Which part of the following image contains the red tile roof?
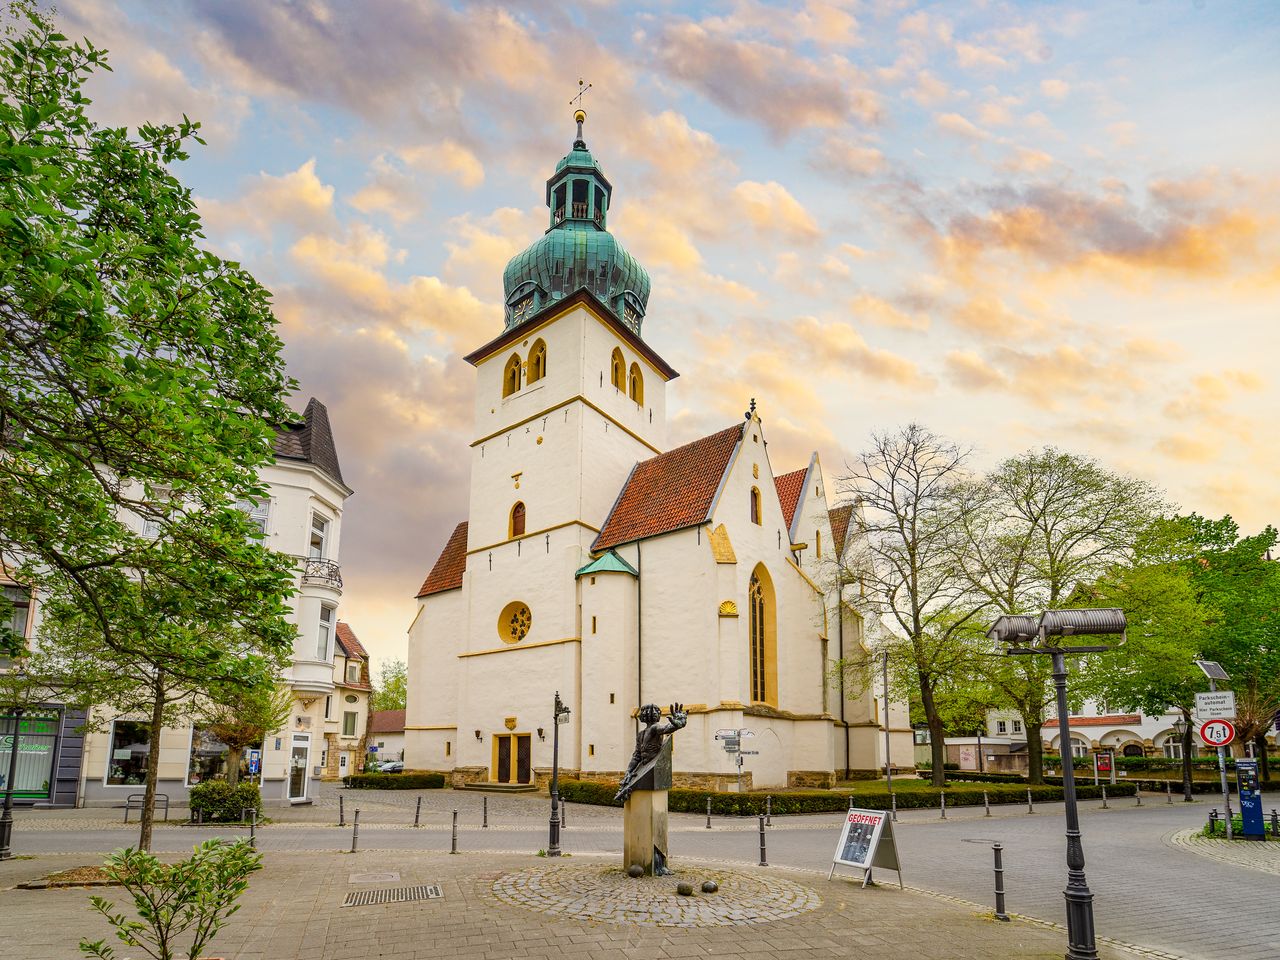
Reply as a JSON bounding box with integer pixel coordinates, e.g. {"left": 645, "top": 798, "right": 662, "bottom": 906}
{"left": 1067, "top": 714, "right": 1142, "bottom": 727}
{"left": 829, "top": 504, "right": 854, "bottom": 557}
{"left": 774, "top": 468, "right": 807, "bottom": 532}
{"left": 335, "top": 622, "right": 367, "bottom": 660}
{"left": 369, "top": 709, "right": 406, "bottom": 734}
{"left": 417, "top": 522, "right": 469, "bottom": 597}
{"left": 594, "top": 424, "right": 743, "bottom": 551}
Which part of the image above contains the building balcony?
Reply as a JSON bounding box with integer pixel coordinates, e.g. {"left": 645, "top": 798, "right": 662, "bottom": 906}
{"left": 301, "top": 558, "right": 342, "bottom": 592}
{"left": 288, "top": 658, "right": 337, "bottom": 695}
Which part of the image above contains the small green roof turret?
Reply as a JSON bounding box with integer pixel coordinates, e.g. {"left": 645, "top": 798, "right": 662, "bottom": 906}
{"left": 502, "top": 110, "right": 652, "bottom": 336}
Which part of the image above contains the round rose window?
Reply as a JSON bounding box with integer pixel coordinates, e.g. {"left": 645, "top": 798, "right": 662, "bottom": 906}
{"left": 498, "top": 601, "right": 532, "bottom": 644}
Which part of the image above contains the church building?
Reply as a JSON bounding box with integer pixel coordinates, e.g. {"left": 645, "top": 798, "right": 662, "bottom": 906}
{"left": 405, "top": 112, "right": 911, "bottom": 790}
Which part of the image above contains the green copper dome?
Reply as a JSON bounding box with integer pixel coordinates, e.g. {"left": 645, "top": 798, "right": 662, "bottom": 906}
{"left": 502, "top": 114, "right": 651, "bottom": 335}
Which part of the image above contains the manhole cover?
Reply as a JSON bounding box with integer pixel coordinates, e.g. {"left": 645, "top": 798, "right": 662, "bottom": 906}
{"left": 342, "top": 885, "right": 443, "bottom": 908}
{"left": 349, "top": 872, "right": 401, "bottom": 884}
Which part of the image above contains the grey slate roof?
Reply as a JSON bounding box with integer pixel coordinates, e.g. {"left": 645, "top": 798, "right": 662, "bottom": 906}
{"left": 273, "top": 397, "right": 345, "bottom": 488}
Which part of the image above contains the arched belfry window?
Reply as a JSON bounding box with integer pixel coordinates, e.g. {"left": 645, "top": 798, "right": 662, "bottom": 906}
{"left": 750, "top": 486, "right": 762, "bottom": 525}
{"left": 628, "top": 363, "right": 644, "bottom": 405}
{"left": 503, "top": 354, "right": 522, "bottom": 398}
{"left": 529, "top": 340, "right": 547, "bottom": 384}
{"left": 610, "top": 348, "right": 625, "bottom": 391}
{"left": 748, "top": 565, "right": 777, "bottom": 706}
{"left": 509, "top": 501, "right": 526, "bottom": 539}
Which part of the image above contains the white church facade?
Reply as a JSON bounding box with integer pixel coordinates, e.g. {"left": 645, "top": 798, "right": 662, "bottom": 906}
{"left": 405, "top": 113, "right": 912, "bottom": 790}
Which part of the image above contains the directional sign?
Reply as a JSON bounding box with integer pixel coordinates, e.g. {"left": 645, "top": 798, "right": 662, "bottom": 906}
{"left": 1199, "top": 718, "right": 1236, "bottom": 748}
{"left": 1195, "top": 691, "right": 1236, "bottom": 719}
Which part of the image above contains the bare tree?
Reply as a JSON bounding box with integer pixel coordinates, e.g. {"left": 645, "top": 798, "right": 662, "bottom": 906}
{"left": 836, "top": 424, "right": 990, "bottom": 787}
{"left": 957, "top": 448, "right": 1161, "bottom": 782}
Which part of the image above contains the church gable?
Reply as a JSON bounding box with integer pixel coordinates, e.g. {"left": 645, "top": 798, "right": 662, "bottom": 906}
{"left": 416, "top": 521, "right": 469, "bottom": 597}
{"left": 593, "top": 423, "right": 743, "bottom": 550}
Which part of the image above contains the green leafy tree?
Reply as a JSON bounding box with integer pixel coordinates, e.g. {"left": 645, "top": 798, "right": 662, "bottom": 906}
{"left": 80, "top": 838, "right": 262, "bottom": 960}
{"left": 370, "top": 658, "right": 407, "bottom": 712}
{"left": 956, "top": 448, "right": 1161, "bottom": 782}
{"left": 200, "top": 683, "right": 294, "bottom": 786}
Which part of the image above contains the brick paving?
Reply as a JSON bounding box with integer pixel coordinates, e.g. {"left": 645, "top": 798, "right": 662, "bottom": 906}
{"left": 0, "top": 850, "right": 1141, "bottom": 960}
{"left": 1164, "top": 827, "right": 1280, "bottom": 876}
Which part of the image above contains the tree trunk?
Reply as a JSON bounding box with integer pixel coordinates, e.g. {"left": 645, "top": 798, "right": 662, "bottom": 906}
{"left": 1181, "top": 707, "right": 1195, "bottom": 799}
{"left": 919, "top": 675, "right": 947, "bottom": 787}
{"left": 138, "top": 671, "right": 165, "bottom": 853}
{"left": 1255, "top": 733, "right": 1270, "bottom": 781}
{"left": 1025, "top": 720, "right": 1044, "bottom": 784}
{"left": 226, "top": 746, "right": 242, "bottom": 786}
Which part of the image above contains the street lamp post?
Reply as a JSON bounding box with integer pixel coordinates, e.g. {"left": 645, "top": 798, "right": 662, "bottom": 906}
{"left": 988, "top": 608, "right": 1126, "bottom": 960}
{"left": 1172, "top": 716, "right": 1194, "bottom": 802}
{"left": 882, "top": 650, "right": 893, "bottom": 791}
{"left": 547, "top": 691, "right": 570, "bottom": 857}
{"left": 0, "top": 705, "right": 25, "bottom": 861}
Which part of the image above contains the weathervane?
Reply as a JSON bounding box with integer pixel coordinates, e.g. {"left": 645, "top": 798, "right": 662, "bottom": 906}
{"left": 569, "top": 77, "right": 592, "bottom": 109}
{"left": 570, "top": 78, "right": 592, "bottom": 144}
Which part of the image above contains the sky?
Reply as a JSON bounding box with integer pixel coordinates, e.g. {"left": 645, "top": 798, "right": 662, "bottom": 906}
{"left": 50, "top": 1, "right": 1280, "bottom": 671}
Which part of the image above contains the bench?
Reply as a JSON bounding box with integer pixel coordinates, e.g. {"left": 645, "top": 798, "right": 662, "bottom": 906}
{"left": 123, "top": 793, "right": 168, "bottom": 823}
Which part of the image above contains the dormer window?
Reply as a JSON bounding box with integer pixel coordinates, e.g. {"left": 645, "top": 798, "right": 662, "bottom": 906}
{"left": 512, "top": 295, "right": 534, "bottom": 324}
{"left": 346, "top": 661, "right": 360, "bottom": 684}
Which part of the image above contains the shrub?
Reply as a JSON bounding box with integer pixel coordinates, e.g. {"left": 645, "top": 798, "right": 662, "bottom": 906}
{"left": 556, "top": 779, "right": 1135, "bottom": 814}
{"left": 342, "top": 771, "right": 445, "bottom": 790}
{"left": 189, "top": 781, "right": 262, "bottom": 823}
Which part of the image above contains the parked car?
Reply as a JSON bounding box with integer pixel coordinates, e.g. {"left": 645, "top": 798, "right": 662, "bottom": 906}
{"left": 378, "top": 761, "right": 404, "bottom": 774}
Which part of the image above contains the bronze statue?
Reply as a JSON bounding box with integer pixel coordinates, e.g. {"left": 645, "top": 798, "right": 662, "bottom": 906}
{"left": 614, "top": 702, "right": 686, "bottom": 804}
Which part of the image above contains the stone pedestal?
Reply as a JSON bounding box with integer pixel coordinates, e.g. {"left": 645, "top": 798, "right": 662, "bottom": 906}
{"left": 623, "top": 789, "right": 669, "bottom": 876}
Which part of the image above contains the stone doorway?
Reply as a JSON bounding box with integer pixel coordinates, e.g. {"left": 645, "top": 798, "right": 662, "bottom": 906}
{"left": 492, "top": 733, "right": 533, "bottom": 784}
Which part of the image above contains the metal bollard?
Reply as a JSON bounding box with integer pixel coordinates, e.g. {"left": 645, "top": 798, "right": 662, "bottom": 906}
{"left": 1135, "top": 789, "right": 1142, "bottom": 807}
{"left": 940, "top": 791, "right": 947, "bottom": 819}
{"left": 1026, "top": 788, "right": 1034, "bottom": 814}
{"left": 706, "top": 797, "right": 712, "bottom": 829}
{"left": 1270, "top": 809, "right": 1278, "bottom": 838}
{"left": 757, "top": 815, "right": 768, "bottom": 867}
{"left": 891, "top": 792, "right": 898, "bottom": 822}
{"left": 249, "top": 808, "right": 257, "bottom": 850}
{"left": 350, "top": 809, "right": 360, "bottom": 853}
{"left": 450, "top": 809, "right": 458, "bottom": 854}
{"left": 766, "top": 795, "right": 772, "bottom": 827}
{"left": 983, "top": 790, "right": 991, "bottom": 817}
{"left": 992, "top": 842, "right": 1009, "bottom": 922}
{"left": 338, "top": 794, "right": 345, "bottom": 828}
{"left": 1101, "top": 785, "right": 1108, "bottom": 809}
{"left": 848, "top": 795, "right": 854, "bottom": 812}
{"left": 1208, "top": 808, "right": 1219, "bottom": 835}
{"left": 483, "top": 796, "right": 488, "bottom": 829}
{"left": 1166, "top": 781, "right": 1173, "bottom": 804}
{"left": 561, "top": 797, "right": 568, "bottom": 828}
{"left": 413, "top": 795, "right": 422, "bottom": 828}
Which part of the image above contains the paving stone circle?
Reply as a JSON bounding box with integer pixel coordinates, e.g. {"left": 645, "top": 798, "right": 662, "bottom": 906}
{"left": 490, "top": 861, "right": 821, "bottom": 927}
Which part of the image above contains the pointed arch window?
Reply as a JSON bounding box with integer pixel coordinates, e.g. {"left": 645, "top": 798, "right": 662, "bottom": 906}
{"left": 503, "top": 354, "right": 523, "bottom": 398}
{"left": 748, "top": 566, "right": 777, "bottom": 706}
{"left": 628, "top": 363, "right": 644, "bottom": 405}
{"left": 610, "top": 348, "right": 625, "bottom": 391}
{"left": 750, "top": 486, "right": 762, "bottom": 525}
{"left": 509, "top": 501, "right": 526, "bottom": 539}
{"left": 528, "top": 339, "right": 547, "bottom": 384}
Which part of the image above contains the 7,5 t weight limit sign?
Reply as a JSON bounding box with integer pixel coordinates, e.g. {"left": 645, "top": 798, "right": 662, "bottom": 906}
{"left": 1199, "top": 719, "right": 1235, "bottom": 748}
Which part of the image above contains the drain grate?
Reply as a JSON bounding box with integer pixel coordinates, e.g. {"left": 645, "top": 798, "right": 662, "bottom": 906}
{"left": 342, "top": 884, "right": 443, "bottom": 908}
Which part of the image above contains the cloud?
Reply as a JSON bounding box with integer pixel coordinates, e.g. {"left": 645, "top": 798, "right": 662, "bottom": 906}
{"left": 954, "top": 42, "right": 1009, "bottom": 71}
{"left": 199, "top": 159, "right": 336, "bottom": 239}
{"left": 851, "top": 293, "right": 930, "bottom": 331}
{"left": 732, "top": 180, "right": 823, "bottom": 244}
{"left": 935, "top": 112, "right": 991, "bottom": 140}
{"left": 1040, "top": 78, "right": 1070, "bottom": 100}
{"left": 1002, "top": 147, "right": 1055, "bottom": 173}
{"left": 349, "top": 155, "right": 423, "bottom": 224}
{"left": 442, "top": 206, "right": 546, "bottom": 302}
{"left": 945, "top": 350, "right": 1005, "bottom": 390}
{"left": 950, "top": 295, "right": 1034, "bottom": 338}
{"left": 812, "top": 137, "right": 887, "bottom": 177}
{"left": 399, "top": 140, "right": 485, "bottom": 190}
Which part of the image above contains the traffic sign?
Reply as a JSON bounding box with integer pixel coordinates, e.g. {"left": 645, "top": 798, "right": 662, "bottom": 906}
{"left": 1199, "top": 718, "right": 1236, "bottom": 747}
{"left": 1194, "top": 690, "right": 1236, "bottom": 720}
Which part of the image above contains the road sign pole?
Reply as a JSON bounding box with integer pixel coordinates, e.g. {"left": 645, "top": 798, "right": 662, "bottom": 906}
{"left": 1207, "top": 678, "right": 1232, "bottom": 840}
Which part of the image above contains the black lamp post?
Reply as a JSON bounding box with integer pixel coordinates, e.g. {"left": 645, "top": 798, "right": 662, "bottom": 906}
{"left": 1172, "top": 716, "right": 1194, "bottom": 802}
{"left": 988, "top": 608, "right": 1127, "bottom": 960}
{"left": 0, "top": 704, "right": 25, "bottom": 861}
{"left": 547, "top": 691, "right": 570, "bottom": 857}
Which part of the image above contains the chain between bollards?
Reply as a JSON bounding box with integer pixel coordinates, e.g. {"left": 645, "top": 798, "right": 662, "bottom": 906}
{"left": 706, "top": 797, "right": 712, "bottom": 829}
{"left": 1026, "top": 787, "right": 1034, "bottom": 814}
{"left": 992, "top": 842, "right": 1010, "bottom": 922}
{"left": 766, "top": 795, "right": 772, "bottom": 827}
{"left": 451, "top": 809, "right": 459, "bottom": 854}
{"left": 483, "top": 796, "right": 488, "bottom": 828}
{"left": 757, "top": 814, "right": 768, "bottom": 866}
{"left": 939, "top": 791, "right": 947, "bottom": 819}
{"left": 983, "top": 790, "right": 991, "bottom": 817}
{"left": 350, "top": 809, "right": 360, "bottom": 853}
{"left": 413, "top": 795, "right": 422, "bottom": 828}
{"left": 338, "top": 794, "right": 345, "bottom": 828}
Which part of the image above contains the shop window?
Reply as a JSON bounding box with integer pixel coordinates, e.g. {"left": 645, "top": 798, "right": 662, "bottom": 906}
{"left": 106, "top": 720, "right": 151, "bottom": 786}
{"left": 187, "top": 726, "right": 261, "bottom": 786}
{"left": 0, "top": 711, "right": 58, "bottom": 799}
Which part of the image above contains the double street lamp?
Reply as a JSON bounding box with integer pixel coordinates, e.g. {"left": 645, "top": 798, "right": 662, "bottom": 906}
{"left": 987, "top": 608, "right": 1127, "bottom": 960}
{"left": 547, "top": 691, "right": 571, "bottom": 858}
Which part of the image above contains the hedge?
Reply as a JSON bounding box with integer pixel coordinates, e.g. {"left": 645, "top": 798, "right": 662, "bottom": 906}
{"left": 342, "top": 772, "right": 445, "bottom": 790}
{"left": 557, "top": 779, "right": 1134, "bottom": 814}
{"left": 189, "top": 781, "right": 262, "bottom": 822}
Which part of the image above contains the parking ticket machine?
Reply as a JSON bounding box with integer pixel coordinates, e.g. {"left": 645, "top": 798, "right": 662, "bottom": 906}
{"left": 1235, "top": 759, "right": 1264, "bottom": 840}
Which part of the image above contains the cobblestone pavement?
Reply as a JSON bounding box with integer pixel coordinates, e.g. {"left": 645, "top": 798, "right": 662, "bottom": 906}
{"left": 491, "top": 861, "right": 822, "bottom": 927}
{"left": 0, "top": 849, "right": 1140, "bottom": 960}
{"left": 1164, "top": 827, "right": 1280, "bottom": 876}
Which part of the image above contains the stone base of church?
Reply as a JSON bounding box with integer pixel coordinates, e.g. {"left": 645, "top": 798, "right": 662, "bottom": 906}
{"left": 449, "top": 766, "right": 490, "bottom": 788}
{"left": 786, "top": 770, "right": 836, "bottom": 789}
{"left": 533, "top": 767, "right": 582, "bottom": 790}
{"left": 576, "top": 771, "right": 754, "bottom": 792}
